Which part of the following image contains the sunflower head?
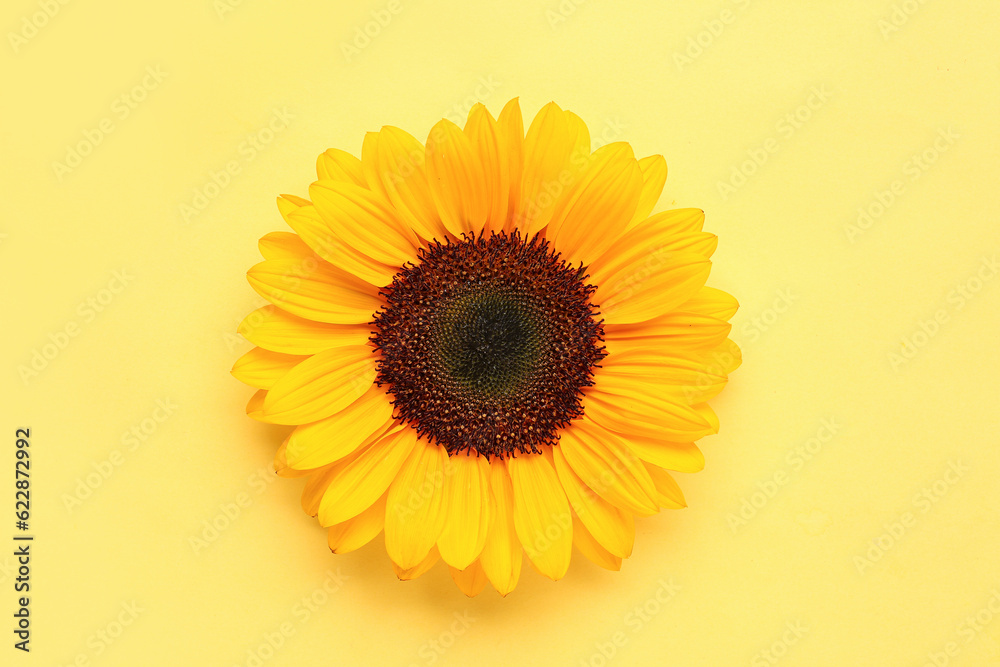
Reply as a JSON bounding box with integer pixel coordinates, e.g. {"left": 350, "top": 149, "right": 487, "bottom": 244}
{"left": 232, "top": 98, "right": 740, "bottom": 596}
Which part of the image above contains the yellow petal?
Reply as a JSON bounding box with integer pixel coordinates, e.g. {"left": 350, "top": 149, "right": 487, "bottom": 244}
{"left": 625, "top": 436, "right": 705, "bottom": 473}
{"left": 246, "top": 388, "right": 272, "bottom": 422}
{"left": 545, "top": 142, "right": 643, "bottom": 266}
{"left": 363, "top": 126, "right": 449, "bottom": 243}
{"left": 693, "top": 402, "right": 720, "bottom": 433}
{"left": 276, "top": 194, "right": 396, "bottom": 286}
{"left": 497, "top": 98, "right": 524, "bottom": 233}
{"left": 308, "top": 180, "right": 420, "bottom": 266}
{"left": 479, "top": 458, "right": 523, "bottom": 596}
{"left": 284, "top": 203, "right": 398, "bottom": 287}
{"left": 301, "top": 464, "right": 342, "bottom": 517}
{"left": 258, "top": 230, "right": 313, "bottom": 260}
{"left": 384, "top": 438, "right": 449, "bottom": 569}
{"left": 231, "top": 347, "right": 308, "bottom": 389}
{"left": 643, "top": 462, "right": 687, "bottom": 509}
{"left": 590, "top": 208, "right": 718, "bottom": 278}
{"left": 247, "top": 258, "right": 382, "bottom": 325}
{"left": 507, "top": 450, "right": 572, "bottom": 580}
{"left": 591, "top": 227, "right": 718, "bottom": 296}
{"left": 275, "top": 194, "right": 311, "bottom": 223}
{"left": 558, "top": 421, "right": 659, "bottom": 516}
{"left": 564, "top": 111, "right": 592, "bottom": 163}
{"left": 583, "top": 387, "right": 716, "bottom": 441}
{"left": 635, "top": 207, "right": 705, "bottom": 235}
{"left": 318, "top": 427, "right": 417, "bottom": 526}
{"left": 627, "top": 155, "right": 668, "bottom": 230}
{"left": 678, "top": 286, "right": 740, "bottom": 322}
{"left": 393, "top": 546, "right": 439, "bottom": 581}
{"left": 572, "top": 515, "right": 622, "bottom": 571}
{"left": 285, "top": 385, "right": 395, "bottom": 469}
{"left": 449, "top": 561, "right": 489, "bottom": 597}
{"left": 552, "top": 445, "right": 634, "bottom": 558}
{"left": 464, "top": 104, "right": 509, "bottom": 234}
{"left": 426, "top": 119, "right": 490, "bottom": 239}
{"left": 705, "top": 338, "right": 742, "bottom": 375}
{"left": 592, "top": 250, "right": 712, "bottom": 326}
{"left": 316, "top": 148, "right": 366, "bottom": 186}
{"left": 238, "top": 306, "right": 371, "bottom": 355}
{"left": 328, "top": 491, "right": 387, "bottom": 553}
{"left": 604, "top": 312, "right": 731, "bottom": 353}
{"left": 594, "top": 348, "right": 729, "bottom": 403}
{"left": 516, "top": 102, "right": 590, "bottom": 237}
{"left": 274, "top": 435, "right": 313, "bottom": 478}
{"left": 261, "top": 345, "right": 377, "bottom": 425}
{"left": 437, "top": 452, "right": 491, "bottom": 570}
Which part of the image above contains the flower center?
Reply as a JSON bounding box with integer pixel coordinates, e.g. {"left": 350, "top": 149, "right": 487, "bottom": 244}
{"left": 371, "top": 231, "right": 606, "bottom": 458}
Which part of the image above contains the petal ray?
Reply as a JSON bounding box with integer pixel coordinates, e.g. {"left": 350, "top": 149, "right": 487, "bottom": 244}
{"left": 478, "top": 459, "right": 523, "bottom": 596}
{"left": 384, "top": 438, "right": 449, "bottom": 569}
{"left": 318, "top": 427, "right": 417, "bottom": 526}
{"left": 437, "top": 452, "right": 492, "bottom": 570}
{"left": 285, "top": 385, "right": 395, "bottom": 469}
{"left": 231, "top": 347, "right": 308, "bottom": 389}
{"left": 238, "top": 306, "right": 371, "bottom": 355}
{"left": 247, "top": 258, "right": 382, "bottom": 325}
{"left": 507, "top": 451, "right": 572, "bottom": 580}
{"left": 261, "top": 345, "right": 377, "bottom": 424}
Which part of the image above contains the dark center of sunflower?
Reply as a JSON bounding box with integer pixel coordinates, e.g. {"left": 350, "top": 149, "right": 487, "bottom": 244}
{"left": 371, "top": 231, "right": 606, "bottom": 459}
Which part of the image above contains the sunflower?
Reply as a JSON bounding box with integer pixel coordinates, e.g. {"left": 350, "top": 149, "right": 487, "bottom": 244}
{"left": 231, "top": 99, "right": 740, "bottom": 596}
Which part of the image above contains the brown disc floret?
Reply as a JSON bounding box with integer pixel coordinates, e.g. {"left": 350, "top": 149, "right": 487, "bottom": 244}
{"left": 371, "top": 231, "right": 606, "bottom": 458}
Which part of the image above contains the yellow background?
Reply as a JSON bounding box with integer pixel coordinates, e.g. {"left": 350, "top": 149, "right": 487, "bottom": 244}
{"left": 3, "top": 0, "right": 999, "bottom": 665}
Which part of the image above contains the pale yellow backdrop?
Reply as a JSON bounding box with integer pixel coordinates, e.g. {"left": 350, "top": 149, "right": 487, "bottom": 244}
{"left": 3, "top": 0, "right": 999, "bottom": 665}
